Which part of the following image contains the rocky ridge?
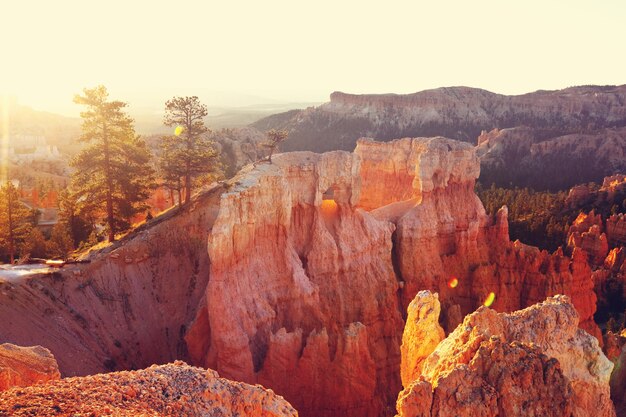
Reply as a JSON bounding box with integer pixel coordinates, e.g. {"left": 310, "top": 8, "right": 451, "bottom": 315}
{"left": 397, "top": 294, "right": 614, "bottom": 417}
{"left": 0, "top": 343, "right": 60, "bottom": 391}
{"left": 252, "top": 86, "right": 626, "bottom": 190}
{"left": 0, "top": 186, "right": 225, "bottom": 376}
{"left": 477, "top": 126, "right": 626, "bottom": 190}
{"left": 0, "top": 361, "right": 297, "bottom": 417}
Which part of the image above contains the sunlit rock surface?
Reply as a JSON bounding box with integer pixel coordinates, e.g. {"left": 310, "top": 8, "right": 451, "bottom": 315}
{"left": 0, "top": 343, "right": 60, "bottom": 391}
{"left": 399, "top": 291, "right": 444, "bottom": 387}
{"left": 0, "top": 361, "right": 297, "bottom": 417}
{"left": 188, "top": 137, "right": 602, "bottom": 416}
{"left": 397, "top": 295, "right": 615, "bottom": 417}
{"left": 0, "top": 137, "right": 604, "bottom": 417}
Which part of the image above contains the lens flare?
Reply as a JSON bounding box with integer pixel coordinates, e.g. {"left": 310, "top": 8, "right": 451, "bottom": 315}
{"left": 484, "top": 292, "right": 496, "bottom": 307}
{"left": 174, "top": 125, "right": 184, "bottom": 136}
{"left": 448, "top": 277, "right": 458, "bottom": 288}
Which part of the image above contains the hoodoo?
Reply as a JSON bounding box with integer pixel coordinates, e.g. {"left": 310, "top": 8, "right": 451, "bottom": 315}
{"left": 397, "top": 293, "right": 614, "bottom": 417}
{"left": 0, "top": 137, "right": 603, "bottom": 417}
{"left": 187, "top": 137, "right": 601, "bottom": 416}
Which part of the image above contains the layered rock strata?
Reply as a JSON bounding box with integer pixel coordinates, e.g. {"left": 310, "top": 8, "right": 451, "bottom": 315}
{"left": 0, "top": 343, "right": 60, "bottom": 391}
{"left": 187, "top": 137, "right": 601, "bottom": 416}
{"left": 397, "top": 294, "right": 615, "bottom": 417}
{"left": 0, "top": 186, "right": 225, "bottom": 376}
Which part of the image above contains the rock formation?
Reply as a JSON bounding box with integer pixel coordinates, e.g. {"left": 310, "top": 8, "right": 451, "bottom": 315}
{"left": 186, "top": 137, "right": 601, "bottom": 416}
{"left": 399, "top": 291, "right": 445, "bottom": 387}
{"left": 477, "top": 126, "right": 626, "bottom": 189}
{"left": 0, "top": 343, "right": 60, "bottom": 391}
{"left": 0, "top": 361, "right": 297, "bottom": 417}
{"left": 567, "top": 212, "right": 609, "bottom": 265}
{"left": 253, "top": 85, "right": 626, "bottom": 152}
{"left": 0, "top": 186, "right": 225, "bottom": 376}
{"left": 607, "top": 214, "right": 626, "bottom": 246}
{"left": 252, "top": 85, "right": 626, "bottom": 189}
{"left": 397, "top": 294, "right": 615, "bottom": 417}
{"left": 0, "top": 137, "right": 604, "bottom": 417}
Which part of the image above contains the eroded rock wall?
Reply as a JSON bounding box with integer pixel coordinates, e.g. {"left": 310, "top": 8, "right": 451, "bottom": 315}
{"left": 187, "top": 137, "right": 601, "bottom": 417}
{"left": 0, "top": 186, "right": 224, "bottom": 376}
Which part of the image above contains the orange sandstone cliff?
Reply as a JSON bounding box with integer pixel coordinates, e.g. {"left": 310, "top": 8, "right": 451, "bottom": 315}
{"left": 186, "top": 137, "right": 602, "bottom": 416}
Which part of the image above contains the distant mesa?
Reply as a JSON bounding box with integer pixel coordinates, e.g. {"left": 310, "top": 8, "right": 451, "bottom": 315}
{"left": 252, "top": 85, "right": 626, "bottom": 190}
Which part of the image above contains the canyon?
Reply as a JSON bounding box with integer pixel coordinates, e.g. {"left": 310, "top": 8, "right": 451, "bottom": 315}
{"left": 252, "top": 85, "right": 626, "bottom": 190}
{"left": 0, "top": 137, "right": 609, "bottom": 416}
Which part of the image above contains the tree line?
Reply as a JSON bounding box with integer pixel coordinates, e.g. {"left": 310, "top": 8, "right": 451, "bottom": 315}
{"left": 0, "top": 86, "right": 288, "bottom": 263}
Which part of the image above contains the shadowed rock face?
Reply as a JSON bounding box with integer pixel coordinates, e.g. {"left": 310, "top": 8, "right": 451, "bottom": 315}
{"left": 252, "top": 85, "right": 626, "bottom": 155}
{"left": 0, "top": 343, "right": 60, "bottom": 391}
{"left": 0, "top": 361, "right": 297, "bottom": 417}
{"left": 0, "top": 138, "right": 603, "bottom": 417}
{"left": 477, "top": 126, "right": 626, "bottom": 190}
{"left": 0, "top": 187, "right": 225, "bottom": 377}
{"left": 397, "top": 294, "right": 614, "bottom": 417}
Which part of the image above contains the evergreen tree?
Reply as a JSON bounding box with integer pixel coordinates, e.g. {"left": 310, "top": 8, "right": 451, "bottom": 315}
{"left": 161, "top": 96, "right": 218, "bottom": 205}
{"left": 57, "top": 189, "right": 93, "bottom": 247}
{"left": 262, "top": 129, "right": 289, "bottom": 163}
{"left": 0, "top": 181, "right": 32, "bottom": 263}
{"left": 47, "top": 223, "right": 74, "bottom": 260}
{"left": 72, "top": 86, "right": 155, "bottom": 242}
{"left": 22, "top": 228, "right": 48, "bottom": 259}
{"left": 158, "top": 136, "right": 186, "bottom": 206}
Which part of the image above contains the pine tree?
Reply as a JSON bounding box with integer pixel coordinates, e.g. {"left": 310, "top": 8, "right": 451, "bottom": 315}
{"left": 57, "top": 189, "right": 93, "bottom": 247}
{"left": 22, "top": 228, "right": 48, "bottom": 259}
{"left": 47, "top": 222, "right": 74, "bottom": 260}
{"left": 262, "top": 129, "right": 289, "bottom": 163}
{"left": 0, "top": 181, "right": 32, "bottom": 263}
{"left": 158, "top": 136, "right": 186, "bottom": 206}
{"left": 72, "top": 86, "right": 155, "bottom": 242}
{"left": 161, "top": 96, "right": 218, "bottom": 205}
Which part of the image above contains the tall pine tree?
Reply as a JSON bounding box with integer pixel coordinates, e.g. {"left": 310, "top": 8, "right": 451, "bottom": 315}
{"left": 0, "top": 181, "right": 32, "bottom": 263}
{"left": 72, "top": 86, "right": 155, "bottom": 242}
{"left": 161, "top": 96, "right": 218, "bottom": 204}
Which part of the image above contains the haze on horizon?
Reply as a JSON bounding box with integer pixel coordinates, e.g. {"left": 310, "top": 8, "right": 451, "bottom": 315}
{"left": 1, "top": 0, "right": 625, "bottom": 116}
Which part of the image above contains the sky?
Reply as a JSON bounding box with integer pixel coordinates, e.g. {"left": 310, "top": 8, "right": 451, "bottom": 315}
{"left": 1, "top": 0, "right": 625, "bottom": 115}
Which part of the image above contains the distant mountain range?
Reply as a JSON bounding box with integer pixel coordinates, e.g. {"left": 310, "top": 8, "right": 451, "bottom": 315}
{"left": 252, "top": 85, "right": 626, "bottom": 190}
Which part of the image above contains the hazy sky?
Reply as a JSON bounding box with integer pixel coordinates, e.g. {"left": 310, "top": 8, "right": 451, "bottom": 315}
{"left": 1, "top": 0, "right": 625, "bottom": 115}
